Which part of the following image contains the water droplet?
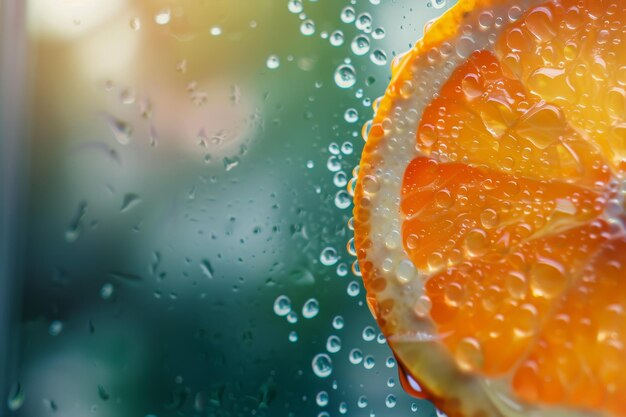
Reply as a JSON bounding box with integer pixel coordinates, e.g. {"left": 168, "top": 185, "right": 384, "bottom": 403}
{"left": 300, "top": 19, "right": 315, "bottom": 36}
{"left": 155, "top": 9, "right": 171, "bottom": 25}
{"left": 273, "top": 295, "right": 292, "bottom": 316}
{"left": 326, "top": 335, "right": 342, "bottom": 353}
{"left": 455, "top": 337, "right": 484, "bottom": 372}
{"left": 363, "top": 355, "right": 375, "bottom": 369}
{"left": 334, "top": 64, "right": 356, "bottom": 89}
{"left": 49, "top": 320, "right": 63, "bottom": 336}
{"left": 98, "top": 384, "right": 110, "bottom": 401}
{"left": 302, "top": 298, "right": 320, "bottom": 319}
{"left": 103, "top": 114, "right": 132, "bottom": 145}
{"left": 347, "top": 280, "right": 360, "bottom": 296}
{"left": 357, "top": 395, "right": 368, "bottom": 408}
{"left": 370, "top": 49, "right": 387, "bottom": 66}
{"left": 355, "top": 13, "right": 372, "bottom": 32}
{"left": 349, "top": 348, "right": 363, "bottom": 364}
{"left": 312, "top": 353, "right": 333, "bottom": 378}
{"left": 316, "top": 390, "right": 329, "bottom": 407}
{"left": 336, "top": 262, "right": 349, "bottom": 276}
{"left": 362, "top": 326, "right": 376, "bottom": 341}
{"left": 200, "top": 259, "right": 214, "bottom": 278}
{"left": 334, "top": 171, "right": 348, "bottom": 187}
{"left": 330, "top": 30, "right": 344, "bottom": 46}
{"left": 120, "top": 193, "right": 140, "bottom": 212}
{"left": 335, "top": 190, "right": 351, "bottom": 209}
{"left": 340, "top": 6, "right": 356, "bottom": 23}
{"left": 266, "top": 55, "right": 280, "bottom": 70}
{"left": 332, "top": 315, "right": 344, "bottom": 329}
{"left": 129, "top": 17, "right": 141, "bottom": 31}
{"left": 320, "top": 247, "right": 339, "bottom": 266}
{"left": 7, "top": 383, "right": 25, "bottom": 411}
{"left": 339, "top": 401, "right": 348, "bottom": 414}
{"left": 372, "top": 27, "right": 385, "bottom": 40}
{"left": 210, "top": 26, "right": 222, "bottom": 36}
{"left": 288, "top": 0, "right": 303, "bottom": 14}
{"left": 341, "top": 142, "right": 353, "bottom": 155}
{"left": 431, "top": 0, "right": 447, "bottom": 9}
{"left": 351, "top": 35, "right": 371, "bottom": 56}
{"left": 289, "top": 331, "right": 298, "bottom": 342}
{"left": 100, "top": 283, "right": 114, "bottom": 300}
{"left": 344, "top": 108, "right": 359, "bottom": 123}
{"left": 287, "top": 311, "right": 298, "bottom": 324}
{"left": 385, "top": 394, "right": 397, "bottom": 408}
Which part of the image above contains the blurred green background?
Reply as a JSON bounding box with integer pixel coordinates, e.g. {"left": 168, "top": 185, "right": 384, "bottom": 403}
{"left": 2, "top": 0, "right": 456, "bottom": 416}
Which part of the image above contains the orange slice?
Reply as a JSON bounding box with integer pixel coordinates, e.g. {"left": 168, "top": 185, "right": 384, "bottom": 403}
{"left": 352, "top": 0, "right": 626, "bottom": 416}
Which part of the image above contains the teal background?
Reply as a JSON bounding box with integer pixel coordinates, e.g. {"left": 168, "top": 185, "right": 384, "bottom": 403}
{"left": 6, "top": 0, "right": 455, "bottom": 416}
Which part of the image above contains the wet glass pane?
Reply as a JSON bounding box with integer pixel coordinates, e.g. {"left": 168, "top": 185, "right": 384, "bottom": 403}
{"left": 2, "top": 1, "right": 456, "bottom": 416}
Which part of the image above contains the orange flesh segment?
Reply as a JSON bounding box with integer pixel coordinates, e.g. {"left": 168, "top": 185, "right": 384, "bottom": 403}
{"left": 400, "top": 0, "right": 626, "bottom": 414}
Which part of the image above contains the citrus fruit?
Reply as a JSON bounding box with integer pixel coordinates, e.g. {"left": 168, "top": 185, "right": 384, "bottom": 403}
{"left": 352, "top": 0, "right": 626, "bottom": 416}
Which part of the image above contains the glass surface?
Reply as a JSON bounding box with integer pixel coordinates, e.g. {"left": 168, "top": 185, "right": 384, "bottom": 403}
{"left": 3, "top": 1, "right": 456, "bottom": 416}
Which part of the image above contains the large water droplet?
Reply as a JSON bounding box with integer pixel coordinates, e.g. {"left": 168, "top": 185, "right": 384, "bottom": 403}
{"left": 334, "top": 64, "right": 356, "bottom": 89}
{"left": 312, "top": 353, "right": 333, "bottom": 378}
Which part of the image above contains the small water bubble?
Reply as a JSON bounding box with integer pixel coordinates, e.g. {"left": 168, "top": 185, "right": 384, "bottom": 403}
{"left": 344, "top": 108, "right": 359, "bottom": 123}
{"left": 312, "top": 353, "right": 333, "bottom": 378}
{"left": 210, "top": 26, "right": 222, "bottom": 36}
{"left": 385, "top": 394, "right": 397, "bottom": 408}
{"left": 154, "top": 8, "right": 171, "bottom": 25}
{"left": 340, "top": 6, "right": 356, "bottom": 23}
{"left": 351, "top": 35, "right": 371, "bottom": 56}
{"left": 302, "top": 298, "right": 320, "bottom": 319}
{"left": 341, "top": 142, "right": 353, "bottom": 154}
{"left": 266, "top": 55, "right": 280, "bottom": 69}
{"left": 387, "top": 377, "right": 396, "bottom": 387}
{"left": 330, "top": 30, "right": 345, "bottom": 46}
{"left": 357, "top": 395, "right": 368, "bottom": 408}
{"left": 289, "top": 331, "right": 298, "bottom": 342}
{"left": 326, "top": 335, "right": 342, "bottom": 353}
{"left": 372, "top": 27, "right": 385, "bottom": 39}
{"left": 332, "top": 315, "right": 344, "bottom": 329}
{"left": 362, "top": 326, "right": 376, "bottom": 341}
{"left": 347, "top": 280, "right": 360, "bottom": 296}
{"left": 327, "top": 155, "right": 342, "bottom": 172}
{"left": 129, "top": 17, "right": 141, "bottom": 31}
{"left": 7, "top": 383, "right": 25, "bottom": 411}
{"left": 411, "top": 403, "right": 419, "bottom": 412}
{"left": 273, "top": 295, "right": 292, "bottom": 316}
{"left": 318, "top": 412, "right": 330, "bottom": 417}
{"left": 347, "top": 238, "right": 356, "bottom": 256}
{"left": 335, "top": 190, "right": 351, "bottom": 209}
{"left": 306, "top": 160, "right": 315, "bottom": 168}
{"left": 355, "top": 13, "right": 372, "bottom": 32}
{"left": 386, "top": 356, "right": 396, "bottom": 368}
{"left": 339, "top": 402, "right": 348, "bottom": 414}
{"left": 320, "top": 247, "right": 339, "bottom": 266}
{"left": 49, "top": 320, "right": 63, "bottom": 336}
{"left": 300, "top": 19, "right": 316, "bottom": 36}
{"left": 334, "top": 64, "right": 356, "bottom": 89}
{"left": 370, "top": 49, "right": 387, "bottom": 66}
{"left": 336, "top": 262, "right": 348, "bottom": 277}
{"left": 349, "top": 348, "right": 363, "bottom": 364}
{"left": 376, "top": 333, "right": 386, "bottom": 344}
{"left": 363, "top": 355, "right": 375, "bottom": 369}
{"left": 431, "top": 0, "right": 447, "bottom": 9}
{"left": 288, "top": 0, "right": 304, "bottom": 13}
{"left": 334, "top": 171, "right": 348, "bottom": 187}
{"left": 316, "top": 391, "right": 329, "bottom": 407}
{"left": 287, "top": 311, "right": 298, "bottom": 323}
{"left": 100, "top": 283, "right": 114, "bottom": 300}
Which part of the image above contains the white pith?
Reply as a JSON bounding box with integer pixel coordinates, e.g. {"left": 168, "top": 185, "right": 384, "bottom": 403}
{"left": 357, "top": 1, "right": 611, "bottom": 416}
